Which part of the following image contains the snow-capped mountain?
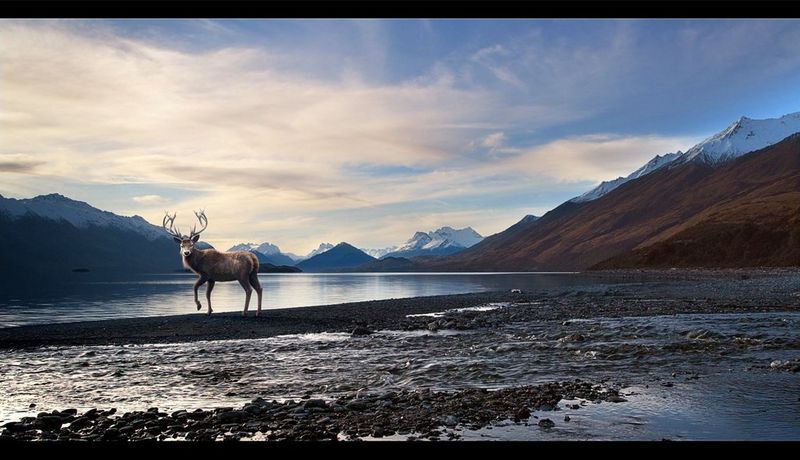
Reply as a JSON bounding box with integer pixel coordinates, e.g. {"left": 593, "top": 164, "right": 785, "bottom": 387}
{"left": 306, "top": 243, "right": 334, "bottom": 259}
{"left": 675, "top": 112, "right": 800, "bottom": 165}
{"left": 227, "top": 242, "right": 281, "bottom": 256}
{"left": 0, "top": 193, "right": 167, "bottom": 240}
{"left": 571, "top": 152, "right": 681, "bottom": 203}
{"left": 361, "top": 247, "right": 398, "bottom": 259}
{"left": 571, "top": 111, "right": 800, "bottom": 203}
{"left": 226, "top": 242, "right": 296, "bottom": 266}
{"left": 383, "top": 227, "right": 484, "bottom": 258}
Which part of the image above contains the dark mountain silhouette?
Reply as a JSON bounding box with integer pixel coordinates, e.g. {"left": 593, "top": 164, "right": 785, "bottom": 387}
{"left": 295, "top": 242, "right": 376, "bottom": 272}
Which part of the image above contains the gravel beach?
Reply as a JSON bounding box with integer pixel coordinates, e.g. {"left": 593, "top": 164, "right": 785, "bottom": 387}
{"left": 1, "top": 269, "right": 799, "bottom": 441}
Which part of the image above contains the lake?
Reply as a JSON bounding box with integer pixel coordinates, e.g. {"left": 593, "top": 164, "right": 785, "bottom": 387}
{"left": 0, "top": 272, "right": 622, "bottom": 328}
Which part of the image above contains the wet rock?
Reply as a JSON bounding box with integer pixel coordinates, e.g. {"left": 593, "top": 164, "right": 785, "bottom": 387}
{"left": 35, "top": 416, "right": 63, "bottom": 431}
{"left": 350, "top": 326, "right": 373, "bottom": 337}
{"left": 538, "top": 419, "right": 555, "bottom": 429}
{"left": 607, "top": 395, "right": 627, "bottom": 403}
{"left": 564, "top": 415, "right": 571, "bottom": 422}
{"left": 303, "top": 399, "right": 328, "bottom": 409}
{"left": 215, "top": 410, "right": 250, "bottom": 424}
{"left": 443, "top": 415, "right": 459, "bottom": 427}
{"left": 101, "top": 428, "right": 120, "bottom": 440}
{"left": 345, "top": 400, "right": 368, "bottom": 411}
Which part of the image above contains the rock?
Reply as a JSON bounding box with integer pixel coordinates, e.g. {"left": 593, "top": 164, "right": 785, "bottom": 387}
{"left": 345, "top": 400, "right": 368, "bottom": 411}
{"left": 607, "top": 395, "right": 627, "bottom": 403}
{"left": 372, "top": 427, "right": 385, "bottom": 438}
{"left": 35, "top": 416, "right": 63, "bottom": 430}
{"left": 443, "top": 415, "right": 459, "bottom": 427}
{"left": 538, "top": 418, "right": 555, "bottom": 429}
{"left": 60, "top": 409, "right": 78, "bottom": 416}
{"left": 303, "top": 399, "right": 328, "bottom": 409}
{"left": 564, "top": 415, "right": 571, "bottom": 422}
{"left": 427, "top": 321, "right": 439, "bottom": 332}
{"left": 770, "top": 360, "right": 783, "bottom": 369}
{"left": 350, "top": 326, "right": 372, "bottom": 337}
{"left": 215, "top": 411, "right": 250, "bottom": 424}
{"left": 514, "top": 408, "right": 531, "bottom": 420}
{"left": 101, "top": 428, "right": 120, "bottom": 440}
{"left": 511, "top": 289, "right": 522, "bottom": 293}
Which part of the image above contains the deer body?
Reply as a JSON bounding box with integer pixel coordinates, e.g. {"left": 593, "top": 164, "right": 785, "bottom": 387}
{"left": 164, "top": 211, "right": 263, "bottom": 317}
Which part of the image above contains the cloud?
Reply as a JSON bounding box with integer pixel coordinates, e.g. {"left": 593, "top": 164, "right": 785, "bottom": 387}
{"left": 490, "top": 134, "right": 702, "bottom": 184}
{"left": 0, "top": 154, "right": 43, "bottom": 174}
{"left": 132, "top": 194, "right": 170, "bottom": 205}
{"left": 3, "top": 20, "right": 799, "bottom": 253}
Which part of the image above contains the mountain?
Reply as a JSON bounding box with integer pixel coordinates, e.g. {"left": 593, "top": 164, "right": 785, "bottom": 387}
{"left": 295, "top": 242, "right": 376, "bottom": 272}
{"left": 0, "top": 193, "right": 166, "bottom": 240}
{"left": 571, "top": 111, "right": 800, "bottom": 203}
{"left": 361, "top": 246, "right": 398, "bottom": 259}
{"left": 226, "top": 242, "right": 297, "bottom": 266}
{"left": 571, "top": 152, "right": 681, "bottom": 203}
{"left": 348, "top": 256, "right": 417, "bottom": 272}
{"left": 0, "top": 194, "right": 181, "bottom": 278}
{"left": 306, "top": 243, "right": 334, "bottom": 259}
{"left": 593, "top": 133, "right": 800, "bottom": 269}
{"left": 427, "top": 131, "right": 800, "bottom": 271}
{"left": 674, "top": 112, "right": 800, "bottom": 165}
{"left": 383, "top": 226, "right": 484, "bottom": 258}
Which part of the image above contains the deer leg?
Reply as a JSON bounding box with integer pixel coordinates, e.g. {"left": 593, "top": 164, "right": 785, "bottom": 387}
{"left": 206, "top": 280, "right": 215, "bottom": 315}
{"left": 238, "top": 278, "right": 252, "bottom": 317}
{"left": 193, "top": 275, "right": 208, "bottom": 311}
{"left": 249, "top": 272, "right": 263, "bottom": 317}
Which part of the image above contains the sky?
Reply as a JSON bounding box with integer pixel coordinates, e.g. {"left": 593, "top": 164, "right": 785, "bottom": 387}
{"left": 2, "top": 19, "right": 800, "bottom": 255}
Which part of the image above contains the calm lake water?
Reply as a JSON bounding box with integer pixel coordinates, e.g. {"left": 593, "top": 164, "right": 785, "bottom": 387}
{"left": 0, "top": 272, "right": 611, "bottom": 328}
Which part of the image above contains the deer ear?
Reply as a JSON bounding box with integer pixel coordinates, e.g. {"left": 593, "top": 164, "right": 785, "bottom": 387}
{"left": 191, "top": 234, "right": 200, "bottom": 243}
{"left": 173, "top": 237, "right": 182, "bottom": 244}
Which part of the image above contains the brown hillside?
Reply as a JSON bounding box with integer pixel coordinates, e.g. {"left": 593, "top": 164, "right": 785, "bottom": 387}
{"left": 427, "top": 133, "right": 800, "bottom": 271}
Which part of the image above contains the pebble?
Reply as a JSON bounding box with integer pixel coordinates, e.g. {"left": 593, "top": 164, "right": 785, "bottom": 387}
{"left": 538, "top": 418, "right": 555, "bottom": 429}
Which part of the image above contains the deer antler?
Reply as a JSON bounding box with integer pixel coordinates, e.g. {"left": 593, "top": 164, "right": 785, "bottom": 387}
{"left": 162, "top": 211, "right": 184, "bottom": 239}
{"left": 189, "top": 210, "right": 208, "bottom": 239}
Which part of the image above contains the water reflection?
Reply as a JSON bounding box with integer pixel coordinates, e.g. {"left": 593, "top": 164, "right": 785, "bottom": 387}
{"left": 1, "top": 272, "right": 611, "bottom": 328}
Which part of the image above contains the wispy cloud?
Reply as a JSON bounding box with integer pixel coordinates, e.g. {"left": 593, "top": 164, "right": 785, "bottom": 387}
{"left": 132, "top": 194, "right": 170, "bottom": 205}
{"left": 2, "top": 20, "right": 799, "bottom": 253}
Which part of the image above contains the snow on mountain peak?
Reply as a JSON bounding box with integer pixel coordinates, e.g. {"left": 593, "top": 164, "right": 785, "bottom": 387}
{"left": 571, "top": 111, "right": 800, "bottom": 203}
{"left": 307, "top": 243, "right": 334, "bottom": 258}
{"left": 395, "top": 226, "right": 484, "bottom": 252}
{"left": 0, "top": 193, "right": 167, "bottom": 240}
{"left": 677, "top": 111, "right": 800, "bottom": 165}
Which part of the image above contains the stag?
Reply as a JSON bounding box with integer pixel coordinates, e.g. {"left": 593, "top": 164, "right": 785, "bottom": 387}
{"left": 163, "top": 211, "right": 263, "bottom": 317}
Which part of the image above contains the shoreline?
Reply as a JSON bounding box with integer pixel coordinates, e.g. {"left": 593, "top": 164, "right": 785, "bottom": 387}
{"left": 2, "top": 268, "right": 800, "bottom": 348}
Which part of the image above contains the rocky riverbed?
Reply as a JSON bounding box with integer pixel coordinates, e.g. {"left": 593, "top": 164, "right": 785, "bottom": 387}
{"left": 0, "top": 381, "right": 626, "bottom": 441}
{"left": 1, "top": 271, "right": 799, "bottom": 441}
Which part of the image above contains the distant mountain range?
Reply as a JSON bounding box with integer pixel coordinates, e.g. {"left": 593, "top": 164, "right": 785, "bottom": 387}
{"left": 295, "top": 242, "right": 376, "bottom": 272}
{"left": 3, "top": 111, "right": 797, "bottom": 276}
{"left": 0, "top": 194, "right": 298, "bottom": 276}
{"left": 424, "top": 111, "right": 800, "bottom": 271}
{"left": 380, "top": 227, "right": 483, "bottom": 259}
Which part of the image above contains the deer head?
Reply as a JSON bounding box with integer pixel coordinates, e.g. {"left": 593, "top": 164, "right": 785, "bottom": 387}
{"left": 163, "top": 210, "right": 208, "bottom": 258}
